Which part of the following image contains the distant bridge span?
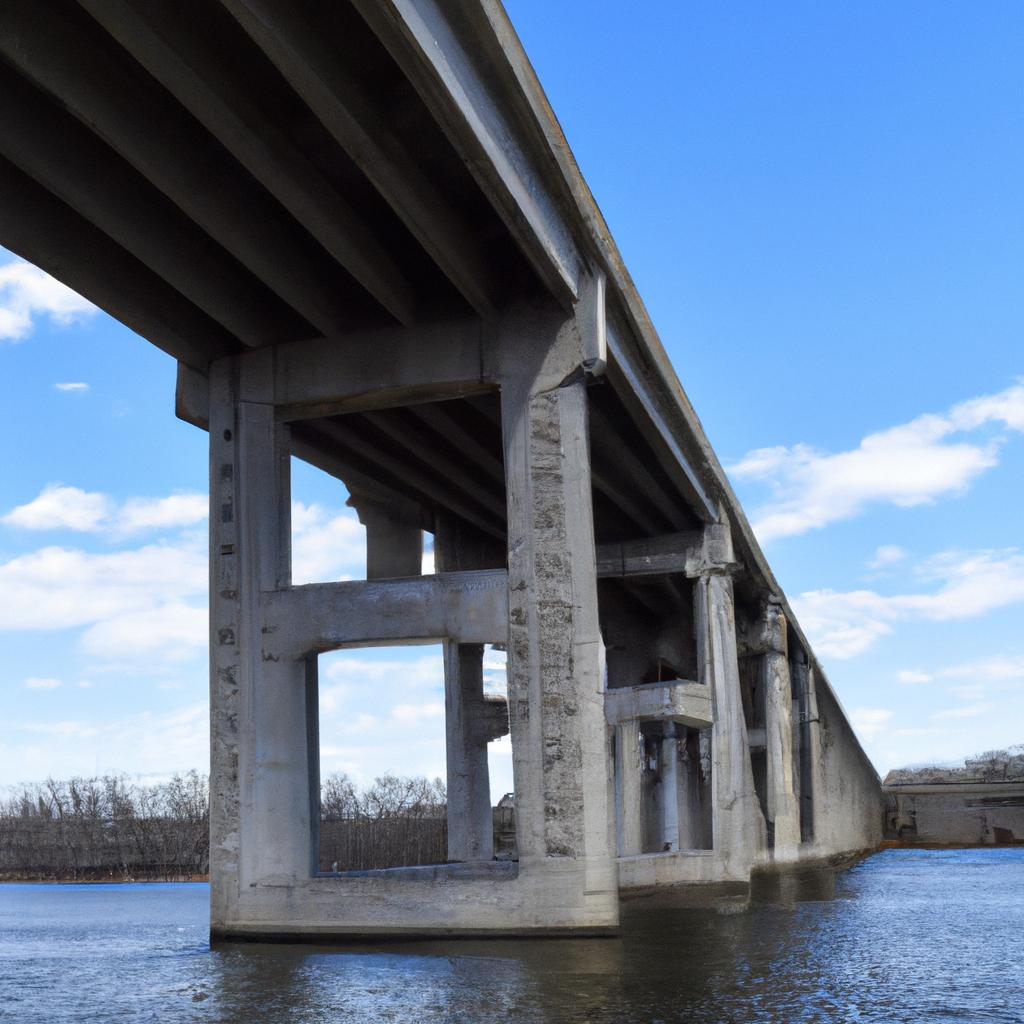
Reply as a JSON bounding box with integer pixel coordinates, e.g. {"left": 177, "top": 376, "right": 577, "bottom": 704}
{"left": 0, "top": 0, "right": 883, "bottom": 939}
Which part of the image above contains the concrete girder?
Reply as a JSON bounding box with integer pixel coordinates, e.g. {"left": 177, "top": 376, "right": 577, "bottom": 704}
{"left": 353, "top": 0, "right": 586, "bottom": 310}
{"left": 79, "top": 0, "right": 420, "bottom": 328}
{"left": 359, "top": 409, "right": 507, "bottom": 522}
{"left": 0, "top": 66, "right": 295, "bottom": 351}
{"left": 221, "top": 0, "right": 500, "bottom": 320}
{"left": 604, "top": 343, "right": 718, "bottom": 525}
{"left": 309, "top": 416, "right": 505, "bottom": 540}
{"left": 405, "top": 403, "right": 506, "bottom": 487}
{"left": 589, "top": 402, "right": 690, "bottom": 533}
{"left": 0, "top": 157, "right": 235, "bottom": 368}
{"left": 0, "top": 0, "right": 354, "bottom": 338}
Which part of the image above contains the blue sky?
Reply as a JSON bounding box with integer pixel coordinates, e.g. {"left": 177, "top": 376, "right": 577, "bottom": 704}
{"left": 1, "top": 1, "right": 1022, "bottom": 791}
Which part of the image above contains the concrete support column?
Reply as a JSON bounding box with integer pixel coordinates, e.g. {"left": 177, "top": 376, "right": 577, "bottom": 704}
{"left": 209, "top": 353, "right": 314, "bottom": 932}
{"left": 348, "top": 494, "right": 422, "bottom": 579}
{"left": 444, "top": 641, "right": 495, "bottom": 862}
{"left": 678, "top": 729, "right": 703, "bottom": 850}
{"left": 660, "top": 722, "right": 681, "bottom": 852}
{"left": 500, "top": 324, "right": 616, "bottom": 917}
{"left": 435, "top": 511, "right": 505, "bottom": 863}
{"left": 801, "top": 660, "right": 825, "bottom": 847}
{"left": 763, "top": 602, "right": 801, "bottom": 861}
{"left": 614, "top": 723, "right": 643, "bottom": 856}
{"left": 694, "top": 523, "right": 765, "bottom": 878}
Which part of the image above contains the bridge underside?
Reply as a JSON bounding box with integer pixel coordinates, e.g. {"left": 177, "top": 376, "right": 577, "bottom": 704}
{"left": 0, "top": 0, "right": 884, "bottom": 938}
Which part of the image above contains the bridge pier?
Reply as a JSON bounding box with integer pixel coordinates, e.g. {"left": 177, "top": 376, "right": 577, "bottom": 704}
{"left": 205, "top": 298, "right": 620, "bottom": 940}
{"left": 0, "top": 0, "right": 888, "bottom": 943}
{"left": 696, "top": 529, "right": 767, "bottom": 881}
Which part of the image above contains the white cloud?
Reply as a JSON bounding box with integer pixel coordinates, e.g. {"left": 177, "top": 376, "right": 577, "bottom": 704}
{"left": 116, "top": 494, "right": 207, "bottom": 533}
{"left": 2, "top": 484, "right": 111, "bottom": 532}
{"left": 54, "top": 382, "right": 89, "bottom": 393}
{"left": 850, "top": 707, "right": 893, "bottom": 740}
{"left": 80, "top": 602, "right": 207, "bottom": 662}
{"left": 24, "top": 677, "right": 62, "bottom": 690}
{"left": 932, "top": 703, "right": 993, "bottom": 721}
{"left": 869, "top": 545, "right": 907, "bottom": 569}
{"left": 19, "top": 719, "right": 100, "bottom": 738}
{"left": 2, "top": 485, "right": 208, "bottom": 535}
{"left": 391, "top": 702, "right": 445, "bottom": 724}
{"left": 0, "top": 260, "right": 97, "bottom": 342}
{"left": 0, "top": 540, "right": 206, "bottom": 632}
{"left": 897, "top": 670, "right": 932, "bottom": 685}
{"left": 939, "top": 655, "right": 1024, "bottom": 682}
{"left": 5, "top": 703, "right": 208, "bottom": 781}
{"left": 794, "top": 547, "right": 1024, "bottom": 659}
{"left": 291, "top": 501, "right": 365, "bottom": 584}
{"left": 729, "top": 381, "right": 1024, "bottom": 541}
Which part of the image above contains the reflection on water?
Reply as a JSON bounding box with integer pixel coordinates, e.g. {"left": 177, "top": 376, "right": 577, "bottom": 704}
{"left": 1, "top": 848, "right": 1022, "bottom": 1023}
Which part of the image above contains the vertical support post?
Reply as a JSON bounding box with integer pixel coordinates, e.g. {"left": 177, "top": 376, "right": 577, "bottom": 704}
{"left": 764, "top": 602, "right": 801, "bottom": 860}
{"left": 678, "top": 729, "right": 703, "bottom": 850}
{"left": 435, "top": 512, "right": 503, "bottom": 863}
{"left": 208, "top": 352, "right": 312, "bottom": 935}
{"left": 791, "top": 653, "right": 814, "bottom": 844}
{"left": 660, "top": 722, "right": 680, "bottom": 852}
{"left": 614, "top": 723, "right": 643, "bottom": 856}
{"left": 804, "top": 661, "right": 825, "bottom": 847}
{"left": 499, "top": 303, "right": 617, "bottom": 921}
{"left": 693, "top": 523, "right": 765, "bottom": 879}
{"left": 348, "top": 493, "right": 422, "bottom": 579}
{"left": 444, "top": 641, "right": 494, "bottom": 861}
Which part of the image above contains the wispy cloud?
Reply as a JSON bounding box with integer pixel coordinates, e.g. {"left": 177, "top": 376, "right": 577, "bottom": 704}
{"left": 2, "top": 485, "right": 206, "bottom": 535}
{"left": 897, "top": 669, "right": 932, "bottom": 685}
{"left": 794, "top": 547, "right": 1024, "bottom": 659}
{"left": 116, "top": 494, "right": 207, "bottom": 533}
{"left": 54, "top": 382, "right": 90, "bottom": 393}
{"left": 850, "top": 707, "right": 893, "bottom": 740}
{"left": 932, "top": 703, "right": 993, "bottom": 721}
{"left": 24, "top": 677, "right": 62, "bottom": 690}
{"left": 0, "top": 486, "right": 370, "bottom": 671}
{"left": 0, "top": 540, "right": 207, "bottom": 633}
{"left": 291, "top": 500, "right": 365, "bottom": 584}
{"left": 869, "top": 545, "right": 907, "bottom": 570}
{"left": 7, "top": 704, "right": 208, "bottom": 781}
{"left": 0, "top": 260, "right": 96, "bottom": 342}
{"left": 2, "top": 485, "right": 111, "bottom": 532}
{"left": 728, "top": 381, "right": 1024, "bottom": 541}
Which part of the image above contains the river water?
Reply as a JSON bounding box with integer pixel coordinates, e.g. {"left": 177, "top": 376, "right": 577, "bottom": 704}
{"left": 1, "top": 848, "right": 1021, "bottom": 1023}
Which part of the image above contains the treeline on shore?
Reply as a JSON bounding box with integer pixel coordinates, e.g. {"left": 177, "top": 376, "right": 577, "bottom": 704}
{"left": 0, "top": 771, "right": 451, "bottom": 882}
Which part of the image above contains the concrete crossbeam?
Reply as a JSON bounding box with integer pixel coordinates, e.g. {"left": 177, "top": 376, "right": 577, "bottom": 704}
{"left": 604, "top": 681, "right": 712, "bottom": 728}
{"left": 261, "top": 570, "right": 509, "bottom": 661}
{"left": 596, "top": 531, "right": 705, "bottom": 579}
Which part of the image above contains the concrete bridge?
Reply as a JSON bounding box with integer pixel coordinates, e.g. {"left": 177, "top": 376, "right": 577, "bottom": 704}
{"left": 0, "top": 0, "right": 883, "bottom": 938}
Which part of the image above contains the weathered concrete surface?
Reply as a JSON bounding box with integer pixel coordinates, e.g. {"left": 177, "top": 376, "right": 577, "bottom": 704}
{"left": 803, "top": 675, "right": 885, "bottom": 860}
{"left": 0, "top": 0, "right": 888, "bottom": 939}
{"left": 885, "top": 751, "right": 1024, "bottom": 846}
{"left": 885, "top": 784, "right": 1024, "bottom": 846}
